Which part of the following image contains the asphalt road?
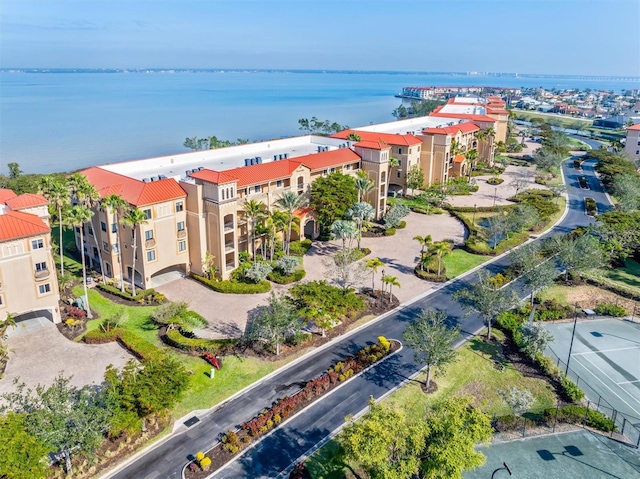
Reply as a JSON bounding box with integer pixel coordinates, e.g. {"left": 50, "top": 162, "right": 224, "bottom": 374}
{"left": 111, "top": 156, "right": 611, "bottom": 479}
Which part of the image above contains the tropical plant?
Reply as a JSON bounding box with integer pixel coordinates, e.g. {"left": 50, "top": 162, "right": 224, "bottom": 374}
{"left": 102, "top": 193, "right": 129, "bottom": 291}
{"left": 67, "top": 204, "right": 94, "bottom": 317}
{"left": 346, "top": 202, "right": 375, "bottom": 250}
{"left": 245, "top": 261, "right": 273, "bottom": 283}
{"left": 431, "top": 241, "right": 452, "bottom": 276}
{"left": 413, "top": 234, "right": 433, "bottom": 271}
{"left": 0, "top": 312, "right": 17, "bottom": 338}
{"left": 275, "top": 191, "right": 304, "bottom": 256}
{"left": 122, "top": 207, "right": 148, "bottom": 296}
{"left": 383, "top": 202, "right": 410, "bottom": 229}
{"left": 382, "top": 274, "right": 401, "bottom": 305}
{"left": 38, "top": 176, "right": 70, "bottom": 275}
{"left": 275, "top": 256, "right": 298, "bottom": 275}
{"left": 203, "top": 251, "right": 217, "bottom": 280}
{"left": 354, "top": 170, "right": 374, "bottom": 203}
{"left": 246, "top": 292, "right": 300, "bottom": 356}
{"left": 330, "top": 219, "right": 359, "bottom": 255}
{"left": 365, "top": 257, "right": 384, "bottom": 293}
{"left": 244, "top": 199, "right": 267, "bottom": 262}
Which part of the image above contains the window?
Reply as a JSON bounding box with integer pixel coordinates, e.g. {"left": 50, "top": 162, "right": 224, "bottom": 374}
{"left": 88, "top": 225, "right": 93, "bottom": 236}
{"left": 31, "top": 239, "right": 44, "bottom": 250}
{"left": 113, "top": 243, "right": 119, "bottom": 253}
{"left": 409, "top": 148, "right": 412, "bottom": 154}
{"left": 101, "top": 222, "right": 107, "bottom": 232}
{"left": 221, "top": 189, "right": 226, "bottom": 200}
{"left": 178, "top": 240, "right": 187, "bottom": 252}
{"left": 276, "top": 180, "right": 283, "bottom": 187}
{"left": 0, "top": 296, "right": 3, "bottom": 307}
{"left": 254, "top": 185, "right": 261, "bottom": 193}
{"left": 146, "top": 250, "right": 156, "bottom": 262}
{"left": 145, "top": 230, "right": 154, "bottom": 241}
{"left": 330, "top": 167, "right": 335, "bottom": 173}
{"left": 345, "top": 164, "right": 351, "bottom": 170}
{"left": 397, "top": 171, "right": 402, "bottom": 179}
{"left": 323, "top": 169, "right": 328, "bottom": 176}
{"left": 111, "top": 224, "right": 117, "bottom": 233}
{"left": 35, "top": 261, "right": 47, "bottom": 272}
{"left": 177, "top": 221, "right": 185, "bottom": 232}
{"left": 38, "top": 283, "right": 51, "bottom": 295}
{"left": 418, "top": 145, "right": 421, "bottom": 152}
{"left": 143, "top": 209, "right": 152, "bottom": 219}
{"left": 103, "top": 241, "right": 109, "bottom": 252}
{"left": 398, "top": 148, "right": 403, "bottom": 154}
{"left": 230, "top": 187, "right": 234, "bottom": 197}
{"left": 397, "top": 160, "right": 402, "bottom": 167}
{"left": 176, "top": 201, "right": 184, "bottom": 212}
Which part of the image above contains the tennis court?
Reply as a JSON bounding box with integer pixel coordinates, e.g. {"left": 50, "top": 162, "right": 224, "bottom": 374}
{"left": 545, "top": 318, "right": 640, "bottom": 422}
{"left": 464, "top": 429, "right": 640, "bottom": 479}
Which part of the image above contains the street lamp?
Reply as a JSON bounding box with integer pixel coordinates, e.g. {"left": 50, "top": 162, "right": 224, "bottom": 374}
{"left": 565, "top": 304, "right": 579, "bottom": 375}
{"left": 493, "top": 187, "right": 498, "bottom": 207}
{"left": 473, "top": 203, "right": 477, "bottom": 225}
{"left": 491, "top": 462, "right": 512, "bottom": 478}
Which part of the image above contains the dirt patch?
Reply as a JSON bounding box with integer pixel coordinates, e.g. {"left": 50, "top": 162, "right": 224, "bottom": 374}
{"left": 420, "top": 380, "right": 438, "bottom": 394}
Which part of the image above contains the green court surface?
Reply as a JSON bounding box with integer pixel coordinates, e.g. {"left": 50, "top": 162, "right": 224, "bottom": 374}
{"left": 465, "top": 430, "right": 640, "bottom": 479}
{"left": 545, "top": 319, "right": 640, "bottom": 422}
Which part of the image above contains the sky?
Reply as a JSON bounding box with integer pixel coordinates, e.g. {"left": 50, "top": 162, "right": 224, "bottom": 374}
{"left": 1, "top": 0, "right": 639, "bottom": 76}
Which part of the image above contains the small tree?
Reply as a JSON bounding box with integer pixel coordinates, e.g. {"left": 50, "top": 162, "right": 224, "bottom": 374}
{"left": 324, "top": 249, "right": 367, "bottom": 291}
{"left": 486, "top": 214, "right": 509, "bottom": 249}
{"left": 382, "top": 274, "right": 401, "bottom": 305}
{"left": 431, "top": 241, "right": 452, "bottom": 276}
{"left": 406, "top": 165, "right": 425, "bottom": 195}
{"left": 202, "top": 251, "right": 217, "bottom": 280}
{"left": 347, "top": 202, "right": 375, "bottom": 250}
{"left": 499, "top": 386, "right": 535, "bottom": 417}
{"left": 365, "top": 257, "right": 384, "bottom": 293}
{"left": 403, "top": 309, "right": 459, "bottom": 388}
{"left": 520, "top": 322, "right": 555, "bottom": 358}
{"left": 509, "top": 243, "right": 558, "bottom": 305}
{"left": 413, "top": 234, "right": 433, "bottom": 271}
{"left": 276, "top": 256, "right": 298, "bottom": 275}
{"left": 549, "top": 233, "right": 607, "bottom": 281}
{"left": 0, "top": 412, "right": 51, "bottom": 479}
{"left": 245, "top": 261, "right": 273, "bottom": 283}
{"left": 248, "top": 292, "right": 300, "bottom": 356}
{"left": 7, "top": 162, "right": 22, "bottom": 179}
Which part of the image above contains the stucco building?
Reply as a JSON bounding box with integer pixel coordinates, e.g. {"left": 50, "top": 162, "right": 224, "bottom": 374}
{"left": 624, "top": 123, "right": 640, "bottom": 162}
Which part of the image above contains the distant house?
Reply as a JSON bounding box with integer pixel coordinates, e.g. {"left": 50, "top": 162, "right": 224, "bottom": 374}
{"left": 593, "top": 115, "right": 631, "bottom": 129}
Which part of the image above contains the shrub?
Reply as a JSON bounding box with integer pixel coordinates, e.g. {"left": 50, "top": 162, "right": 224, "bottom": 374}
{"left": 487, "top": 177, "right": 504, "bottom": 185}
{"left": 585, "top": 197, "right": 597, "bottom": 215}
{"left": 594, "top": 303, "right": 627, "bottom": 317}
{"left": 414, "top": 266, "right": 447, "bottom": 282}
{"left": 196, "top": 451, "right": 205, "bottom": 462}
{"left": 238, "top": 251, "right": 251, "bottom": 263}
{"left": 96, "top": 283, "right": 164, "bottom": 304}
{"left": 221, "top": 430, "right": 241, "bottom": 454}
{"left": 384, "top": 202, "right": 410, "bottom": 228}
{"left": 560, "top": 376, "right": 585, "bottom": 402}
{"left": 245, "top": 261, "right": 273, "bottom": 283}
{"left": 384, "top": 228, "right": 396, "bottom": 236}
{"left": 84, "top": 328, "right": 162, "bottom": 361}
{"left": 275, "top": 256, "right": 299, "bottom": 275}
{"left": 290, "top": 280, "right": 365, "bottom": 320}
{"left": 488, "top": 273, "right": 510, "bottom": 288}
{"left": 163, "top": 329, "right": 236, "bottom": 353}
{"left": 288, "top": 239, "right": 313, "bottom": 256}
{"left": 398, "top": 220, "right": 407, "bottom": 229}
{"left": 190, "top": 273, "right": 271, "bottom": 294}
{"left": 267, "top": 268, "right": 306, "bottom": 285}
{"left": 64, "top": 305, "right": 87, "bottom": 320}
{"left": 546, "top": 405, "right": 615, "bottom": 432}
{"left": 378, "top": 336, "right": 390, "bottom": 351}
{"left": 200, "top": 457, "right": 211, "bottom": 471}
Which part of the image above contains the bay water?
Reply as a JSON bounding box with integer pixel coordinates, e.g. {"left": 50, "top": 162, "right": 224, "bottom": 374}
{"left": 1, "top": 70, "right": 638, "bottom": 174}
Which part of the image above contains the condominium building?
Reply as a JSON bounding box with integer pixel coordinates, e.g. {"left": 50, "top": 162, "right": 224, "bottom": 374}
{"left": 624, "top": 123, "right": 640, "bottom": 162}
{"left": 0, "top": 189, "right": 60, "bottom": 324}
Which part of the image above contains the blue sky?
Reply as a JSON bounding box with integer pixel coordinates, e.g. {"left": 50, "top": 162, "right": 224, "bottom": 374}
{"left": 1, "top": 0, "right": 638, "bottom": 76}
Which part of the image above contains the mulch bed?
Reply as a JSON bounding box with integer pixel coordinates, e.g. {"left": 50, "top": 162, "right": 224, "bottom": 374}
{"left": 56, "top": 321, "right": 87, "bottom": 341}
{"left": 184, "top": 340, "right": 401, "bottom": 479}
{"left": 420, "top": 380, "right": 438, "bottom": 394}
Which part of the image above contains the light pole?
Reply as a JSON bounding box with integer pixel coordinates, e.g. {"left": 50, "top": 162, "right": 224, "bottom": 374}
{"left": 473, "top": 203, "right": 477, "bottom": 226}
{"left": 493, "top": 187, "right": 498, "bottom": 207}
{"left": 565, "top": 304, "right": 579, "bottom": 375}
{"left": 491, "top": 462, "right": 512, "bottom": 478}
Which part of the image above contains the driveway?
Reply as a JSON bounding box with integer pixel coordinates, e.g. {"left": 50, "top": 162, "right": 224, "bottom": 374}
{"left": 0, "top": 323, "right": 133, "bottom": 395}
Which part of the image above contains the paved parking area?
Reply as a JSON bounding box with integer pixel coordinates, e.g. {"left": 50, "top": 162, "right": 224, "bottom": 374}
{"left": 0, "top": 323, "right": 133, "bottom": 395}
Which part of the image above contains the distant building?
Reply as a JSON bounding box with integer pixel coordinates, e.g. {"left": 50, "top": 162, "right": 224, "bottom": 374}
{"left": 624, "top": 123, "right": 640, "bottom": 161}
{"left": 594, "top": 115, "right": 630, "bottom": 129}
{"left": 0, "top": 190, "right": 60, "bottom": 325}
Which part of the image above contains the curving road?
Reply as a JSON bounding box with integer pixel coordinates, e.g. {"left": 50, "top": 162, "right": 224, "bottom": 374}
{"left": 110, "top": 154, "right": 611, "bottom": 479}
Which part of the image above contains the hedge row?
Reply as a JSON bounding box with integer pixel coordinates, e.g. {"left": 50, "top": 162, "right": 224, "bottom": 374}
{"left": 96, "top": 283, "right": 165, "bottom": 304}
{"left": 289, "top": 239, "right": 313, "bottom": 256}
{"left": 267, "top": 269, "right": 306, "bottom": 285}
{"left": 163, "top": 329, "right": 237, "bottom": 353}
{"left": 463, "top": 231, "right": 530, "bottom": 256}
{"left": 84, "top": 328, "right": 162, "bottom": 360}
{"left": 414, "top": 266, "right": 447, "bottom": 283}
{"left": 493, "top": 405, "right": 615, "bottom": 433}
{"left": 190, "top": 273, "right": 271, "bottom": 294}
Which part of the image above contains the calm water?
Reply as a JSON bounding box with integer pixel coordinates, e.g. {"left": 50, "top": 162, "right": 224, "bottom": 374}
{"left": 1, "top": 71, "right": 638, "bottom": 174}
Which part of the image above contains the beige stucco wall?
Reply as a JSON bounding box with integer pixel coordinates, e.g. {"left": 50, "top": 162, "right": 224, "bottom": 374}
{"left": 625, "top": 129, "right": 640, "bottom": 161}
{"left": 0, "top": 233, "right": 60, "bottom": 323}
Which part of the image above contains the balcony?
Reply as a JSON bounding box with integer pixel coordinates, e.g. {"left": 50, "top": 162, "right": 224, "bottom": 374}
{"left": 177, "top": 230, "right": 187, "bottom": 239}
{"left": 225, "top": 242, "right": 235, "bottom": 252}
{"left": 34, "top": 269, "right": 51, "bottom": 281}
{"left": 145, "top": 239, "right": 156, "bottom": 249}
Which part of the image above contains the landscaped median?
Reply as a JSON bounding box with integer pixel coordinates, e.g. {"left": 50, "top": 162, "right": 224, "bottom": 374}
{"left": 183, "top": 336, "right": 400, "bottom": 478}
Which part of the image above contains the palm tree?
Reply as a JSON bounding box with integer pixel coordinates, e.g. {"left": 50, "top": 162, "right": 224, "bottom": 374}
{"left": 0, "top": 312, "right": 17, "bottom": 338}
{"left": 275, "top": 191, "right": 304, "bottom": 256}
{"left": 102, "top": 194, "right": 129, "bottom": 291}
{"left": 122, "top": 208, "right": 148, "bottom": 296}
{"left": 347, "top": 202, "right": 375, "bottom": 250}
{"left": 432, "top": 241, "right": 452, "bottom": 277}
{"left": 265, "top": 210, "right": 288, "bottom": 259}
{"left": 383, "top": 275, "right": 401, "bottom": 305}
{"left": 365, "top": 257, "right": 384, "bottom": 293}
{"left": 354, "top": 170, "right": 374, "bottom": 202}
{"left": 465, "top": 148, "right": 479, "bottom": 180}
{"left": 244, "top": 199, "right": 267, "bottom": 262}
{"left": 38, "top": 176, "right": 70, "bottom": 275}
{"left": 413, "top": 234, "right": 433, "bottom": 271}
{"left": 67, "top": 205, "right": 94, "bottom": 318}
{"left": 330, "top": 220, "right": 358, "bottom": 255}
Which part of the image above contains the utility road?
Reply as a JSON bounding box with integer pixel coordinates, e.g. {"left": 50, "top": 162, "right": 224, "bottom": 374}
{"left": 111, "top": 156, "right": 610, "bottom": 479}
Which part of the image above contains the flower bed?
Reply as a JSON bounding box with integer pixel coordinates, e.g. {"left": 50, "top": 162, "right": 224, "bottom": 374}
{"left": 184, "top": 337, "right": 400, "bottom": 478}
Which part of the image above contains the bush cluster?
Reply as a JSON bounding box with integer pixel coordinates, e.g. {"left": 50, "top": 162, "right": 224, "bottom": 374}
{"left": 486, "top": 177, "right": 504, "bottom": 185}
{"left": 290, "top": 280, "right": 365, "bottom": 320}
{"left": 594, "top": 303, "right": 627, "bottom": 317}
{"left": 64, "top": 305, "right": 87, "bottom": 320}
{"left": 190, "top": 273, "right": 271, "bottom": 294}
{"left": 508, "top": 189, "right": 559, "bottom": 222}
{"left": 267, "top": 268, "right": 306, "bottom": 285}
{"left": 288, "top": 239, "right": 313, "bottom": 256}
{"left": 220, "top": 430, "right": 243, "bottom": 454}
{"left": 464, "top": 231, "right": 530, "bottom": 256}
{"left": 96, "top": 283, "right": 165, "bottom": 304}
{"left": 84, "top": 328, "right": 161, "bottom": 361}
{"left": 520, "top": 299, "right": 572, "bottom": 321}
{"left": 414, "top": 266, "right": 447, "bottom": 283}
{"left": 384, "top": 228, "right": 396, "bottom": 236}
{"left": 163, "top": 329, "right": 237, "bottom": 353}
{"left": 548, "top": 405, "right": 615, "bottom": 432}
{"left": 398, "top": 220, "right": 407, "bottom": 229}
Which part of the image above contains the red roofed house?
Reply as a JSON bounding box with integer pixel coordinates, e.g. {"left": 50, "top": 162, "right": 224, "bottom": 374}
{"left": 624, "top": 123, "right": 640, "bottom": 162}
{"left": 0, "top": 190, "right": 61, "bottom": 325}
{"left": 79, "top": 167, "right": 188, "bottom": 289}
{"left": 185, "top": 147, "right": 386, "bottom": 278}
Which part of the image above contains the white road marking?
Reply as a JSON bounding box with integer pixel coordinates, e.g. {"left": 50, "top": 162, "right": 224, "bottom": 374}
{"left": 572, "top": 346, "right": 640, "bottom": 356}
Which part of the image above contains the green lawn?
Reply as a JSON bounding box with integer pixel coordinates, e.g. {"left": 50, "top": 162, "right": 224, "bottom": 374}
{"left": 600, "top": 259, "right": 640, "bottom": 295}
{"left": 567, "top": 137, "right": 591, "bottom": 150}
{"left": 305, "top": 330, "right": 557, "bottom": 479}
{"left": 443, "top": 249, "right": 487, "bottom": 279}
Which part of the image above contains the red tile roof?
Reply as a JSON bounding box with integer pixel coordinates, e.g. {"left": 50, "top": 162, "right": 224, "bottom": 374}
{"left": 0, "top": 189, "right": 17, "bottom": 203}
{"left": 486, "top": 107, "right": 510, "bottom": 115}
{"left": 190, "top": 149, "right": 361, "bottom": 186}
{"left": 454, "top": 154, "right": 466, "bottom": 163}
{"left": 82, "top": 167, "right": 186, "bottom": 207}
{"left": 354, "top": 140, "right": 391, "bottom": 151}
{"left": 628, "top": 123, "right": 640, "bottom": 131}
{"left": 423, "top": 122, "right": 480, "bottom": 136}
{"left": 0, "top": 210, "right": 50, "bottom": 242}
{"left": 5, "top": 193, "right": 48, "bottom": 210}
{"left": 430, "top": 111, "right": 497, "bottom": 123}
{"left": 293, "top": 207, "right": 314, "bottom": 218}
{"left": 332, "top": 129, "right": 422, "bottom": 147}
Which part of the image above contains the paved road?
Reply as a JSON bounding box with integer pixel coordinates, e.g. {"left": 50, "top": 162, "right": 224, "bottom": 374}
{"left": 111, "top": 156, "right": 611, "bottom": 479}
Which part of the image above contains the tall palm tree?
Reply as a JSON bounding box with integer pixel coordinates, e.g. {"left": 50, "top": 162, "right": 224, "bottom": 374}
{"left": 383, "top": 275, "right": 401, "bottom": 305}
{"left": 265, "top": 210, "right": 288, "bottom": 260}
{"left": 354, "top": 171, "right": 374, "bottom": 202}
{"left": 465, "top": 148, "right": 479, "bottom": 180}
{"left": 413, "top": 234, "right": 433, "bottom": 271}
{"left": 244, "top": 199, "right": 267, "bottom": 262}
{"left": 432, "top": 241, "right": 453, "bottom": 276}
{"left": 38, "top": 176, "right": 70, "bottom": 275}
{"left": 122, "top": 208, "right": 148, "bottom": 296}
{"left": 347, "top": 202, "right": 375, "bottom": 250}
{"left": 275, "top": 191, "right": 304, "bottom": 256}
{"left": 67, "top": 205, "right": 94, "bottom": 318}
{"left": 365, "top": 257, "right": 384, "bottom": 293}
{"left": 102, "top": 194, "right": 129, "bottom": 291}
{"left": 330, "top": 219, "right": 358, "bottom": 256}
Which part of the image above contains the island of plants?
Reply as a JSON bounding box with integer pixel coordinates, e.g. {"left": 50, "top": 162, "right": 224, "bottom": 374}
{"left": 184, "top": 336, "right": 399, "bottom": 478}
